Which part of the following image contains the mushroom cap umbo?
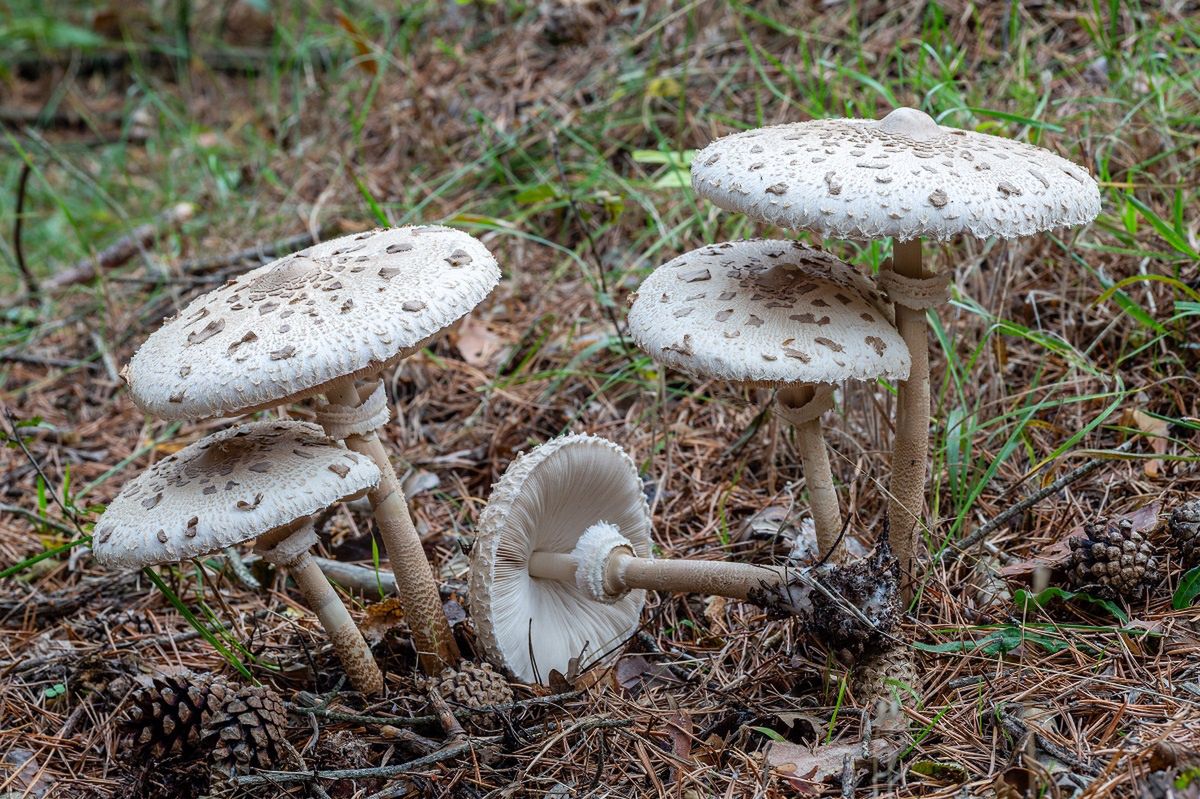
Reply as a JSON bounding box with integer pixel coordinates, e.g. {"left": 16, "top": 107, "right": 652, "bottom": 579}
{"left": 627, "top": 239, "right": 910, "bottom": 387}
{"left": 691, "top": 107, "right": 1101, "bottom": 242}
{"left": 469, "top": 434, "right": 652, "bottom": 684}
{"left": 92, "top": 421, "right": 379, "bottom": 569}
{"left": 123, "top": 226, "right": 501, "bottom": 420}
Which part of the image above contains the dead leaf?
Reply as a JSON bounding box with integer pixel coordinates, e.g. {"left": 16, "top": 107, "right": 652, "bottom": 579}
{"left": 1124, "top": 409, "right": 1168, "bottom": 478}
{"left": 360, "top": 597, "right": 406, "bottom": 644}
{"left": 452, "top": 313, "right": 505, "bottom": 367}
{"left": 402, "top": 469, "right": 440, "bottom": 498}
{"left": 3, "top": 748, "right": 49, "bottom": 797}
{"left": 335, "top": 10, "right": 378, "bottom": 75}
{"left": 613, "top": 654, "right": 674, "bottom": 695}
{"left": 766, "top": 738, "right": 886, "bottom": 792}
{"left": 666, "top": 710, "right": 694, "bottom": 780}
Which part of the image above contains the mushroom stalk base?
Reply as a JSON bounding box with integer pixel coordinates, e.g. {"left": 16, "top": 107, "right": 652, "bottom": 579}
{"left": 324, "top": 381, "right": 459, "bottom": 674}
{"left": 257, "top": 523, "right": 384, "bottom": 694}
{"left": 888, "top": 239, "right": 929, "bottom": 599}
{"left": 776, "top": 384, "right": 843, "bottom": 562}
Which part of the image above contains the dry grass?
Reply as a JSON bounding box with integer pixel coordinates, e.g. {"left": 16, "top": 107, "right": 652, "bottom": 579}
{"left": 1, "top": 1, "right": 1199, "bottom": 796}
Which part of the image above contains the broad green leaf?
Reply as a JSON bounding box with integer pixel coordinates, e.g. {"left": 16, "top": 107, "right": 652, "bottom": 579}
{"left": 1173, "top": 567, "right": 1200, "bottom": 610}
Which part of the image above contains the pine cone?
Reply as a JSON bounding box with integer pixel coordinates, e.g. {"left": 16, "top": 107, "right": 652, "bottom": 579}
{"left": 1169, "top": 499, "right": 1200, "bottom": 567}
{"left": 202, "top": 683, "right": 291, "bottom": 776}
{"left": 1067, "top": 517, "right": 1160, "bottom": 600}
{"left": 75, "top": 608, "right": 156, "bottom": 641}
{"left": 122, "top": 672, "right": 231, "bottom": 760}
{"left": 435, "top": 661, "right": 514, "bottom": 710}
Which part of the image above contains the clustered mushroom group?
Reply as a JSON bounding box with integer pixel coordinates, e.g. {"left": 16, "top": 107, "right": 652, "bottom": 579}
{"left": 93, "top": 108, "right": 1099, "bottom": 709}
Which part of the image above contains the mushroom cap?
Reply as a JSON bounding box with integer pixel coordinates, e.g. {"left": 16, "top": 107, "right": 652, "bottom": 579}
{"left": 627, "top": 239, "right": 910, "bottom": 386}
{"left": 92, "top": 420, "right": 379, "bottom": 569}
{"left": 469, "top": 434, "right": 652, "bottom": 684}
{"left": 123, "top": 226, "right": 501, "bottom": 420}
{"left": 691, "top": 107, "right": 1101, "bottom": 241}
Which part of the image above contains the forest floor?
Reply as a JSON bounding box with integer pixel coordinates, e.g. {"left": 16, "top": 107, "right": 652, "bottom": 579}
{"left": 1, "top": 1, "right": 1199, "bottom": 797}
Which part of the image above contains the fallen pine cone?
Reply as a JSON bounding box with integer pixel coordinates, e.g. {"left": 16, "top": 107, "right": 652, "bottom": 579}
{"left": 1067, "top": 517, "right": 1160, "bottom": 601}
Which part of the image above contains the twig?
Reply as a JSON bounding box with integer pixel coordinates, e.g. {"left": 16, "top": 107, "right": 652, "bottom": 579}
{"left": 998, "top": 710, "right": 1099, "bottom": 775}
{"left": 549, "top": 131, "right": 631, "bottom": 357}
{"left": 231, "top": 717, "right": 631, "bottom": 788}
{"left": 13, "top": 161, "right": 39, "bottom": 296}
{"left": 222, "top": 546, "right": 261, "bottom": 590}
{"left": 8, "top": 44, "right": 336, "bottom": 79}
{"left": 176, "top": 229, "right": 327, "bottom": 275}
{"left": 41, "top": 202, "right": 194, "bottom": 291}
{"left": 427, "top": 687, "right": 467, "bottom": 742}
{"left": 288, "top": 688, "right": 583, "bottom": 727}
{"left": 2, "top": 408, "right": 86, "bottom": 536}
{"left": 937, "top": 438, "right": 1139, "bottom": 566}
{"left": 0, "top": 350, "right": 101, "bottom": 372}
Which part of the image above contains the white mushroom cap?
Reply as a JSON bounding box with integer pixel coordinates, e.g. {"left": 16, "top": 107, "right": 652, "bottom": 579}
{"left": 627, "top": 240, "right": 910, "bottom": 386}
{"left": 691, "top": 107, "right": 1101, "bottom": 241}
{"left": 92, "top": 420, "right": 379, "bottom": 569}
{"left": 469, "top": 434, "right": 652, "bottom": 684}
{"left": 123, "top": 226, "right": 501, "bottom": 420}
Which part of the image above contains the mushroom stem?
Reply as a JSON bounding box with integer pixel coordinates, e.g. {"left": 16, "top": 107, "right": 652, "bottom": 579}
{"left": 887, "top": 238, "right": 929, "bottom": 599}
{"left": 324, "top": 380, "right": 460, "bottom": 674}
{"left": 257, "top": 523, "right": 384, "bottom": 695}
{"left": 529, "top": 549, "right": 786, "bottom": 601}
{"left": 776, "top": 384, "right": 843, "bottom": 561}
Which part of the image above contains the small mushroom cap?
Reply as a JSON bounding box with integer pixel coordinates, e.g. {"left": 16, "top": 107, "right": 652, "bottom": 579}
{"left": 469, "top": 434, "right": 652, "bottom": 684}
{"left": 627, "top": 239, "right": 909, "bottom": 386}
{"left": 691, "top": 107, "right": 1100, "bottom": 241}
{"left": 123, "top": 226, "right": 501, "bottom": 420}
{"left": 92, "top": 420, "right": 379, "bottom": 569}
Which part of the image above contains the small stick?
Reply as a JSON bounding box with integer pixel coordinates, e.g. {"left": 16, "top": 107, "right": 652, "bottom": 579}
{"left": 176, "top": 229, "right": 326, "bottom": 275}
{"left": 288, "top": 688, "right": 583, "bottom": 727}
{"left": 231, "top": 717, "right": 631, "bottom": 787}
{"left": 0, "top": 350, "right": 102, "bottom": 372}
{"left": 41, "top": 202, "right": 194, "bottom": 291}
{"left": 13, "top": 162, "right": 39, "bottom": 296}
{"left": 998, "top": 710, "right": 1098, "bottom": 775}
{"left": 937, "top": 439, "right": 1138, "bottom": 566}
{"left": 427, "top": 687, "right": 466, "bottom": 742}
{"left": 222, "top": 546, "right": 261, "bottom": 590}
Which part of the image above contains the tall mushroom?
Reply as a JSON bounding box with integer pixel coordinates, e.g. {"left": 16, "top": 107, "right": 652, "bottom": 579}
{"left": 626, "top": 240, "right": 909, "bottom": 561}
{"left": 92, "top": 420, "right": 385, "bottom": 694}
{"left": 121, "top": 226, "right": 501, "bottom": 672}
{"left": 469, "top": 434, "right": 899, "bottom": 684}
{"left": 691, "top": 107, "right": 1100, "bottom": 592}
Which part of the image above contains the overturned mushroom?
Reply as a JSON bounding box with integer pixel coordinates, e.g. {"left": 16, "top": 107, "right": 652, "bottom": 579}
{"left": 92, "top": 421, "right": 385, "bottom": 694}
{"left": 692, "top": 108, "right": 1100, "bottom": 592}
{"left": 469, "top": 434, "right": 899, "bottom": 685}
{"left": 627, "top": 240, "right": 909, "bottom": 561}
{"left": 121, "top": 226, "right": 501, "bottom": 673}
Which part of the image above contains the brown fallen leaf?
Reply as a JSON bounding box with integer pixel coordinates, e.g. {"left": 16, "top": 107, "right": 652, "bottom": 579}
{"left": 1124, "top": 408, "right": 1168, "bottom": 478}
{"left": 452, "top": 313, "right": 506, "bottom": 367}
{"left": 767, "top": 739, "right": 887, "bottom": 794}
{"left": 360, "top": 597, "right": 406, "bottom": 644}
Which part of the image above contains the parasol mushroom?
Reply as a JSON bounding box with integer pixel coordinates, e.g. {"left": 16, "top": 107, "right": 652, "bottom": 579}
{"left": 92, "top": 420, "right": 385, "bottom": 694}
{"left": 691, "top": 107, "right": 1100, "bottom": 593}
{"left": 627, "top": 239, "right": 909, "bottom": 561}
{"left": 469, "top": 434, "right": 899, "bottom": 684}
{"left": 121, "top": 225, "right": 501, "bottom": 672}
